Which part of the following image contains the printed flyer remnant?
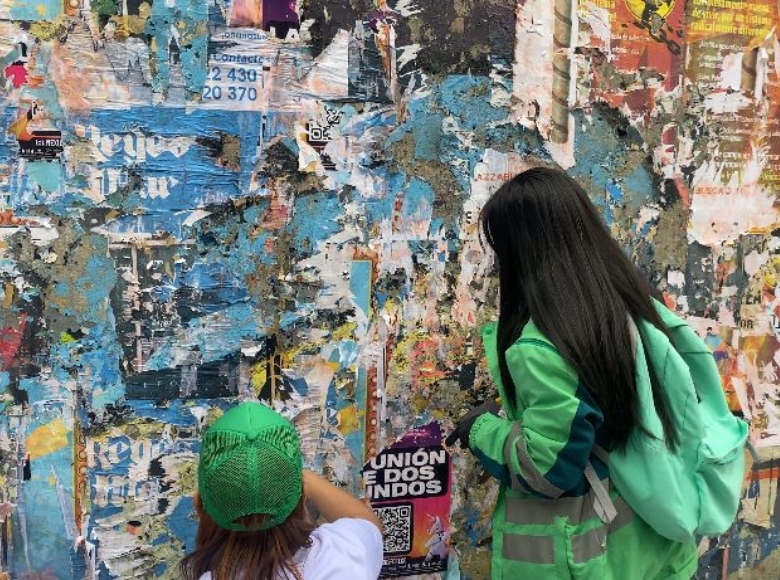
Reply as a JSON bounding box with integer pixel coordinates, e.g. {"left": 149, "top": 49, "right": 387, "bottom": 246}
{"left": 363, "top": 422, "right": 452, "bottom": 578}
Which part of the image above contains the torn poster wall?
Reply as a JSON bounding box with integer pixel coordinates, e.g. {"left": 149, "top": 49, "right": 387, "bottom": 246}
{"left": 0, "top": 0, "right": 778, "bottom": 579}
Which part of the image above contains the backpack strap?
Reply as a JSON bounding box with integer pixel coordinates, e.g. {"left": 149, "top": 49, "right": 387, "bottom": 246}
{"left": 584, "top": 461, "right": 617, "bottom": 525}
{"left": 591, "top": 444, "right": 610, "bottom": 464}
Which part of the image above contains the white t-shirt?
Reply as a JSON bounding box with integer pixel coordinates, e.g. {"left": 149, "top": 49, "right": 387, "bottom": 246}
{"left": 198, "top": 518, "right": 383, "bottom": 580}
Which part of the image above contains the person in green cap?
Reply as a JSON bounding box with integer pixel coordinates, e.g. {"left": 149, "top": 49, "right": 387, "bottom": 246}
{"left": 447, "top": 167, "right": 699, "bottom": 579}
{"left": 181, "top": 401, "right": 384, "bottom": 580}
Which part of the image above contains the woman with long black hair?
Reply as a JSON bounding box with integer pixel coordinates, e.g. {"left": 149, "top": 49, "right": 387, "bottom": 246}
{"left": 447, "top": 167, "right": 698, "bottom": 579}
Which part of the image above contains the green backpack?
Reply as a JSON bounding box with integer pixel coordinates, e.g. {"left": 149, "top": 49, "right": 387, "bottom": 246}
{"left": 601, "top": 303, "right": 749, "bottom": 542}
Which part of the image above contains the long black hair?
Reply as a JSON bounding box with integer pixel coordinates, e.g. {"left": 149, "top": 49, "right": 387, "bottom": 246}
{"left": 480, "top": 167, "right": 677, "bottom": 450}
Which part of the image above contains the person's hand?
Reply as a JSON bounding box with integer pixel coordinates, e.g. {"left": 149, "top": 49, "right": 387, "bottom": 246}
{"left": 300, "top": 468, "right": 382, "bottom": 532}
{"left": 445, "top": 399, "right": 501, "bottom": 450}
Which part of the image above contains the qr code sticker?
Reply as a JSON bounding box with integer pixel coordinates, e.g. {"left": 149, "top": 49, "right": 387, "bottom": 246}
{"left": 374, "top": 503, "right": 413, "bottom": 554}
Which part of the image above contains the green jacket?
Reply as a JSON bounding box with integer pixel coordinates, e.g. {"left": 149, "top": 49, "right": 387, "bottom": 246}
{"left": 469, "top": 320, "right": 698, "bottom": 579}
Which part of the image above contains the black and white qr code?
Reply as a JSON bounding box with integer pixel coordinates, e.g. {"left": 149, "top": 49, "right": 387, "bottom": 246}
{"left": 374, "top": 503, "right": 413, "bottom": 554}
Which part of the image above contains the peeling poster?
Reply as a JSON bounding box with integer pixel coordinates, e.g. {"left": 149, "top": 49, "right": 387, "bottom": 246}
{"left": 363, "top": 422, "right": 452, "bottom": 578}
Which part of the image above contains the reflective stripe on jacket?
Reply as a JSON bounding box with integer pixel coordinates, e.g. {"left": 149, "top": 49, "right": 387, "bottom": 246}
{"left": 469, "top": 321, "right": 698, "bottom": 579}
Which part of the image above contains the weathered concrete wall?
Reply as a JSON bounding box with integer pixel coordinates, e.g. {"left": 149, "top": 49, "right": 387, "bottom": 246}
{"left": 0, "top": 0, "right": 778, "bottom": 578}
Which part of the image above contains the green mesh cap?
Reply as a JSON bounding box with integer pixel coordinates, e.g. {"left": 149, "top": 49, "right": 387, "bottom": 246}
{"left": 198, "top": 402, "right": 303, "bottom": 531}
